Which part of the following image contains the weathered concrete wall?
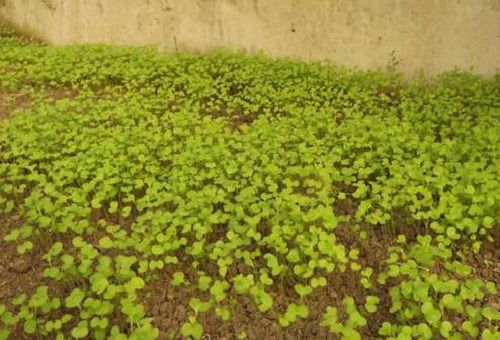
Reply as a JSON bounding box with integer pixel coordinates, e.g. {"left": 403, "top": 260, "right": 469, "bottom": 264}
{"left": 1, "top": 0, "right": 499, "bottom": 75}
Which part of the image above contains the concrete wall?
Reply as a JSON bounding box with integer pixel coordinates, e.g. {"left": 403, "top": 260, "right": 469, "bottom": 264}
{"left": 0, "top": 0, "right": 499, "bottom": 76}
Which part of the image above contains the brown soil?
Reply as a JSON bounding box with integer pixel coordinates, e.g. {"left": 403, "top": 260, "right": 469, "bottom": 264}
{"left": 0, "top": 215, "right": 49, "bottom": 340}
{"left": 140, "top": 218, "right": 499, "bottom": 339}
{"left": 141, "top": 221, "right": 500, "bottom": 340}
{"left": 1, "top": 200, "right": 498, "bottom": 340}
{"left": 0, "top": 91, "right": 13, "bottom": 119}
{"left": 44, "top": 87, "right": 78, "bottom": 102}
{"left": 142, "top": 225, "right": 391, "bottom": 340}
{"left": 0, "top": 89, "right": 31, "bottom": 119}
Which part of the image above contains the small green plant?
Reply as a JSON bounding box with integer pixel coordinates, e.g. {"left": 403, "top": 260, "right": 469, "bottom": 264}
{"left": 320, "top": 297, "right": 367, "bottom": 339}
{"left": 279, "top": 303, "right": 309, "bottom": 327}
{"left": 0, "top": 29, "right": 498, "bottom": 339}
{"left": 180, "top": 316, "right": 203, "bottom": 339}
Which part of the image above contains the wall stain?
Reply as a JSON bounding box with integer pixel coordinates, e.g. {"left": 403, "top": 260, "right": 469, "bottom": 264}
{"left": 253, "top": 0, "right": 259, "bottom": 15}
{"left": 41, "top": 0, "right": 58, "bottom": 12}
{"left": 96, "top": 1, "right": 104, "bottom": 14}
{"left": 160, "top": 0, "right": 173, "bottom": 12}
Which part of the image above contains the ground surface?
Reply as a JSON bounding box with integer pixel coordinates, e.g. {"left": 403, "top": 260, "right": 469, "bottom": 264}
{"left": 0, "top": 27, "right": 499, "bottom": 339}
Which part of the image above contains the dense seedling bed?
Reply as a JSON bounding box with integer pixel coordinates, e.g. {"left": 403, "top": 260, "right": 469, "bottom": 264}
{"left": 0, "top": 27, "right": 499, "bottom": 339}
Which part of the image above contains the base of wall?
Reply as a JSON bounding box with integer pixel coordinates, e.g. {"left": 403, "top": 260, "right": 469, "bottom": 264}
{"left": 1, "top": 0, "right": 499, "bottom": 76}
